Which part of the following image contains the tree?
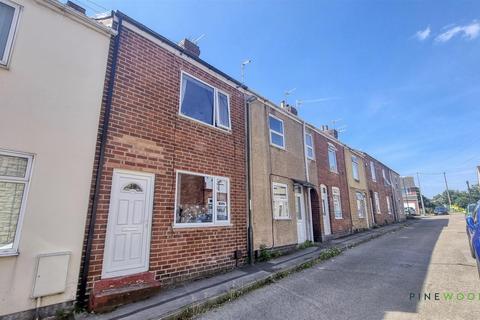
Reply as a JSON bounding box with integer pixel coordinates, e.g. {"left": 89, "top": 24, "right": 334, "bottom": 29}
{"left": 431, "top": 184, "right": 480, "bottom": 209}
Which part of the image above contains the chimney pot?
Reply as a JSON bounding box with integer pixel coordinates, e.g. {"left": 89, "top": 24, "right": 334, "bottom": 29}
{"left": 178, "top": 38, "right": 200, "bottom": 57}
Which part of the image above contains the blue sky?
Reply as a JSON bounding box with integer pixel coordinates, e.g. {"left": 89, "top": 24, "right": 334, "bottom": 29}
{"left": 82, "top": 0, "right": 480, "bottom": 197}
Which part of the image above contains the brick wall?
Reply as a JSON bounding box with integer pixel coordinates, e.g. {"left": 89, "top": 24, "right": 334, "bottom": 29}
{"left": 312, "top": 131, "right": 352, "bottom": 238}
{"left": 365, "top": 155, "right": 395, "bottom": 225}
{"left": 83, "top": 25, "right": 247, "bottom": 294}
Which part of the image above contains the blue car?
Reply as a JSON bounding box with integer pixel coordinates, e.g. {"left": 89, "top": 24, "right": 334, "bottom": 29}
{"left": 466, "top": 201, "right": 480, "bottom": 276}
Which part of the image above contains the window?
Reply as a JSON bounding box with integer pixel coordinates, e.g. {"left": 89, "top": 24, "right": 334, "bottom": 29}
{"left": 328, "top": 144, "right": 338, "bottom": 173}
{"left": 175, "top": 171, "right": 230, "bottom": 226}
{"left": 356, "top": 192, "right": 366, "bottom": 218}
{"left": 382, "top": 168, "right": 391, "bottom": 186}
{"left": 332, "top": 187, "right": 342, "bottom": 219}
{"left": 272, "top": 183, "right": 289, "bottom": 219}
{"left": 352, "top": 155, "right": 359, "bottom": 181}
{"left": 179, "top": 72, "right": 231, "bottom": 130}
{"left": 370, "top": 161, "right": 376, "bottom": 182}
{"left": 0, "top": 0, "right": 20, "bottom": 66}
{"left": 0, "top": 150, "right": 33, "bottom": 254}
{"left": 374, "top": 192, "right": 381, "bottom": 214}
{"left": 386, "top": 196, "right": 392, "bottom": 215}
{"left": 269, "top": 115, "right": 285, "bottom": 149}
{"left": 305, "top": 133, "right": 314, "bottom": 160}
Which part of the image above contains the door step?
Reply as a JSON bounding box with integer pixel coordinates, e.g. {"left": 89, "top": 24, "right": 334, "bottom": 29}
{"left": 89, "top": 272, "right": 161, "bottom": 313}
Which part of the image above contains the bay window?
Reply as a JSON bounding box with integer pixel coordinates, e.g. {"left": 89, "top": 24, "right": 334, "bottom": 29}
{"left": 175, "top": 171, "right": 230, "bottom": 226}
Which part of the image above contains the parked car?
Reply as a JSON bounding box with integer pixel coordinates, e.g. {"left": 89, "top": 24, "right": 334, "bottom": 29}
{"left": 466, "top": 201, "right": 480, "bottom": 276}
{"left": 404, "top": 207, "right": 417, "bottom": 215}
{"left": 434, "top": 206, "right": 449, "bottom": 215}
{"left": 467, "top": 203, "right": 476, "bottom": 216}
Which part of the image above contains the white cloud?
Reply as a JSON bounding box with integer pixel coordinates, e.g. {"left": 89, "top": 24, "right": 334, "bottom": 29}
{"left": 414, "top": 26, "right": 431, "bottom": 41}
{"left": 435, "top": 21, "right": 480, "bottom": 42}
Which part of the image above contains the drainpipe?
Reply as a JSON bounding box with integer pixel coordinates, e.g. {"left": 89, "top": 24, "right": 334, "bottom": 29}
{"left": 245, "top": 95, "right": 256, "bottom": 264}
{"left": 77, "top": 13, "right": 123, "bottom": 306}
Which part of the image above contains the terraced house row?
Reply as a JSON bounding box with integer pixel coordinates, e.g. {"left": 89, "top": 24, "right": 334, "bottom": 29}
{"left": 0, "top": 1, "right": 405, "bottom": 318}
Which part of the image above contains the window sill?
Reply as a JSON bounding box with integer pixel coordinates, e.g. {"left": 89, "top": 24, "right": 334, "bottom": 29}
{"left": 329, "top": 170, "right": 339, "bottom": 174}
{"left": 173, "top": 223, "right": 232, "bottom": 229}
{"left": 0, "top": 251, "right": 19, "bottom": 257}
{"left": 270, "top": 144, "right": 286, "bottom": 151}
{"left": 334, "top": 216, "right": 343, "bottom": 220}
{"left": 178, "top": 113, "right": 232, "bottom": 135}
{"left": 274, "top": 217, "right": 291, "bottom": 221}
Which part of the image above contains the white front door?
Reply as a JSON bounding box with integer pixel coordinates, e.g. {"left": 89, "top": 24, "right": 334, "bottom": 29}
{"left": 320, "top": 185, "right": 332, "bottom": 236}
{"left": 102, "top": 170, "right": 154, "bottom": 279}
{"left": 295, "top": 186, "right": 306, "bottom": 244}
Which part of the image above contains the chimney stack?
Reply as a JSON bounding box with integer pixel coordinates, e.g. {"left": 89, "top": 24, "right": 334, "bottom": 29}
{"left": 320, "top": 125, "right": 339, "bottom": 139}
{"left": 178, "top": 38, "right": 200, "bottom": 57}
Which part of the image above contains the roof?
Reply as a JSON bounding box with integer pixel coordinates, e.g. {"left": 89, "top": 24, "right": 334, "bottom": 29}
{"left": 401, "top": 176, "right": 417, "bottom": 189}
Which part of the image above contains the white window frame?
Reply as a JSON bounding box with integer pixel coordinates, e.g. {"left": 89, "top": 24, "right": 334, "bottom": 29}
{"left": 0, "top": 149, "right": 34, "bottom": 256}
{"left": 305, "top": 132, "right": 314, "bottom": 160}
{"left": 332, "top": 187, "right": 342, "bottom": 219}
{"left": 272, "top": 182, "right": 290, "bottom": 220}
{"left": 356, "top": 192, "right": 365, "bottom": 218}
{"left": 382, "top": 168, "right": 391, "bottom": 186}
{"left": 0, "top": 0, "right": 21, "bottom": 67}
{"left": 328, "top": 143, "right": 338, "bottom": 173}
{"left": 173, "top": 170, "right": 231, "bottom": 228}
{"left": 179, "top": 71, "right": 231, "bottom": 131}
{"left": 370, "top": 161, "right": 376, "bottom": 182}
{"left": 268, "top": 114, "right": 285, "bottom": 150}
{"left": 386, "top": 196, "right": 392, "bottom": 215}
{"left": 352, "top": 155, "right": 359, "bottom": 181}
{"left": 374, "top": 192, "right": 381, "bottom": 214}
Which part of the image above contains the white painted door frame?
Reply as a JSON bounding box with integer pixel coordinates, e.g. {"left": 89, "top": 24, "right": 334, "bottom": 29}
{"left": 320, "top": 184, "right": 332, "bottom": 236}
{"left": 295, "top": 186, "right": 307, "bottom": 244}
{"left": 102, "top": 169, "right": 155, "bottom": 279}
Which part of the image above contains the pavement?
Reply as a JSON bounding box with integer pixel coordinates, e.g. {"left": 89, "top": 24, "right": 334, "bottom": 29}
{"left": 197, "top": 214, "right": 480, "bottom": 320}
{"left": 77, "top": 219, "right": 411, "bottom": 320}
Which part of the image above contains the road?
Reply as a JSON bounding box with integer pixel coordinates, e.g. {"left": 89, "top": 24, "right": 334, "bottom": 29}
{"left": 197, "top": 215, "right": 480, "bottom": 320}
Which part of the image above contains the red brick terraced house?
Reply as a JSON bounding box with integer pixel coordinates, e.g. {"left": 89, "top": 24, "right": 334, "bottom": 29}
{"left": 78, "top": 11, "right": 248, "bottom": 311}
{"left": 362, "top": 153, "right": 397, "bottom": 226}
{"left": 310, "top": 126, "right": 353, "bottom": 241}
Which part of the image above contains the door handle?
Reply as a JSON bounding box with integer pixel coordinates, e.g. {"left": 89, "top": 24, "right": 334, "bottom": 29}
{"left": 121, "top": 227, "right": 138, "bottom": 232}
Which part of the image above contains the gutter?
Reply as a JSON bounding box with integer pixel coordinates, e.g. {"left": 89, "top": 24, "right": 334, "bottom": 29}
{"left": 77, "top": 14, "right": 123, "bottom": 306}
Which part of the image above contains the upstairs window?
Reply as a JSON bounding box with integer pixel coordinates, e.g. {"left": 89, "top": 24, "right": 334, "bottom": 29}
{"left": 352, "top": 155, "right": 359, "bottom": 181}
{"left": 0, "top": 0, "right": 20, "bottom": 66}
{"left": 305, "top": 133, "right": 314, "bottom": 160}
{"left": 180, "top": 72, "right": 231, "bottom": 130}
{"left": 328, "top": 144, "right": 338, "bottom": 173}
{"left": 175, "top": 171, "right": 230, "bottom": 227}
{"left": 382, "top": 168, "right": 391, "bottom": 186}
{"left": 272, "top": 183, "right": 289, "bottom": 219}
{"left": 332, "top": 187, "right": 342, "bottom": 219}
{"left": 269, "top": 115, "right": 285, "bottom": 149}
{"left": 370, "top": 161, "right": 376, "bottom": 182}
{"left": 0, "top": 150, "right": 33, "bottom": 254}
